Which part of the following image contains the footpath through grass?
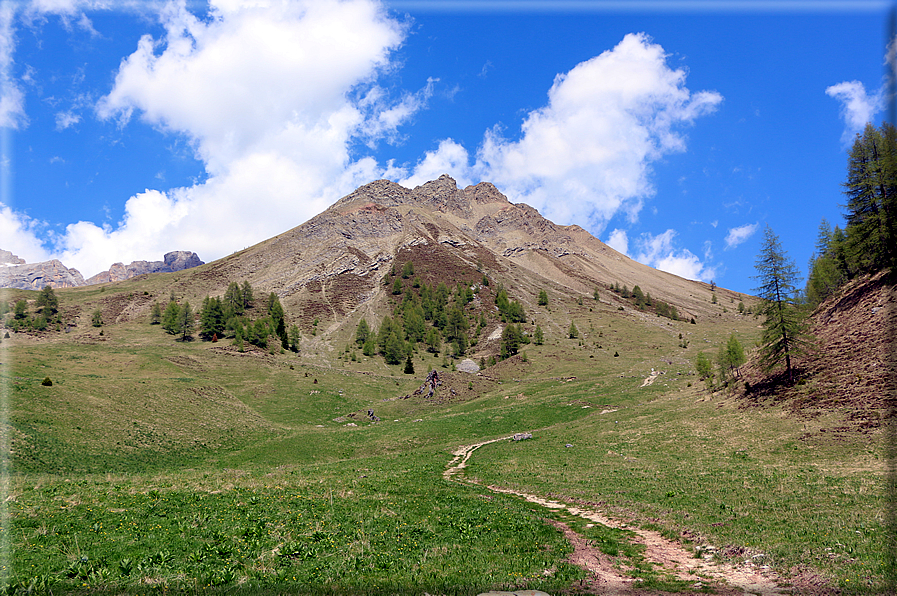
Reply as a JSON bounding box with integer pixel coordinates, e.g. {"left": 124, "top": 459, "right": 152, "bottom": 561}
{"left": 465, "top": 381, "right": 890, "bottom": 594}
{"left": 4, "top": 303, "right": 889, "bottom": 594}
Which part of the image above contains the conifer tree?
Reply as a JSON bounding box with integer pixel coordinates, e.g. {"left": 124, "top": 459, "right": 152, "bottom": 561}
{"left": 150, "top": 301, "right": 162, "bottom": 324}
{"left": 425, "top": 327, "right": 441, "bottom": 353}
{"left": 500, "top": 323, "right": 522, "bottom": 359}
{"left": 241, "top": 281, "right": 254, "bottom": 308}
{"left": 200, "top": 296, "right": 226, "bottom": 340}
{"left": 36, "top": 285, "right": 58, "bottom": 314}
{"left": 224, "top": 282, "right": 245, "bottom": 316}
{"left": 355, "top": 318, "right": 370, "bottom": 347}
{"left": 806, "top": 218, "right": 847, "bottom": 307}
{"left": 753, "top": 226, "right": 810, "bottom": 381}
{"left": 695, "top": 352, "right": 713, "bottom": 384}
{"left": 14, "top": 300, "right": 27, "bottom": 319}
{"left": 842, "top": 122, "right": 897, "bottom": 272}
{"left": 162, "top": 301, "right": 180, "bottom": 334}
{"left": 288, "top": 324, "right": 301, "bottom": 353}
{"left": 177, "top": 301, "right": 194, "bottom": 340}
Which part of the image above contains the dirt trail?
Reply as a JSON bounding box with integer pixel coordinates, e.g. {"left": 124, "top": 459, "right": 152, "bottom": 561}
{"left": 447, "top": 438, "right": 788, "bottom": 596}
{"left": 640, "top": 370, "right": 661, "bottom": 387}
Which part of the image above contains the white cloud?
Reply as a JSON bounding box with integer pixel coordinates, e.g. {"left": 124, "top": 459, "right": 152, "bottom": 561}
{"left": 54, "top": 110, "right": 80, "bottom": 130}
{"left": 404, "top": 32, "right": 722, "bottom": 236}
{"left": 724, "top": 222, "right": 758, "bottom": 249}
{"left": 0, "top": 203, "right": 51, "bottom": 263}
{"left": 0, "top": 3, "right": 27, "bottom": 130}
{"left": 8, "top": 15, "right": 722, "bottom": 278}
{"left": 825, "top": 80, "right": 883, "bottom": 146}
{"left": 827, "top": 36, "right": 895, "bottom": 147}
{"left": 399, "top": 139, "right": 472, "bottom": 189}
{"left": 634, "top": 229, "right": 715, "bottom": 282}
{"left": 605, "top": 228, "right": 629, "bottom": 256}
{"left": 47, "top": 0, "right": 418, "bottom": 276}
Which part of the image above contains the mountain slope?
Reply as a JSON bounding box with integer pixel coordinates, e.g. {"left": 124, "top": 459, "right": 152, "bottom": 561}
{"left": 155, "top": 175, "right": 731, "bottom": 333}
{"left": 740, "top": 270, "right": 895, "bottom": 431}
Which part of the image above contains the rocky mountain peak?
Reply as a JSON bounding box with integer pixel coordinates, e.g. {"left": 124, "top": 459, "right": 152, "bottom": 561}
{"left": 0, "top": 249, "right": 204, "bottom": 289}
{"left": 0, "top": 249, "right": 26, "bottom": 266}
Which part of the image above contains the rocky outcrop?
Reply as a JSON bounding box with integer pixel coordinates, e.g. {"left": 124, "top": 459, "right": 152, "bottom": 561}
{"left": 0, "top": 250, "right": 25, "bottom": 266}
{"left": 85, "top": 251, "right": 205, "bottom": 285}
{"left": 0, "top": 250, "right": 204, "bottom": 289}
{"left": 0, "top": 259, "right": 86, "bottom": 290}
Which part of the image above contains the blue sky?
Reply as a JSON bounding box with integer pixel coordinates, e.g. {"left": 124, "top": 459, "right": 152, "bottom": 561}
{"left": 0, "top": 0, "right": 892, "bottom": 294}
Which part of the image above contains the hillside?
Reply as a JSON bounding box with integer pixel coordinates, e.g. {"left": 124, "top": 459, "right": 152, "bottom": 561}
{"left": 2, "top": 176, "right": 889, "bottom": 595}
{"left": 21, "top": 175, "right": 742, "bottom": 348}
{"left": 739, "top": 270, "right": 895, "bottom": 433}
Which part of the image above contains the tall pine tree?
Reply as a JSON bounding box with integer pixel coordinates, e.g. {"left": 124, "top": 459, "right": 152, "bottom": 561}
{"left": 843, "top": 122, "right": 897, "bottom": 273}
{"left": 753, "top": 226, "right": 811, "bottom": 382}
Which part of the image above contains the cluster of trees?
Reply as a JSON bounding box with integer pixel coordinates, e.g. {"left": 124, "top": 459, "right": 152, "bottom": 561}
{"left": 745, "top": 122, "right": 897, "bottom": 383}
{"left": 806, "top": 122, "right": 897, "bottom": 307}
{"left": 694, "top": 333, "right": 746, "bottom": 389}
{"left": 3, "top": 286, "right": 62, "bottom": 332}
{"left": 354, "top": 264, "right": 532, "bottom": 367}
{"left": 608, "top": 282, "right": 688, "bottom": 323}
{"left": 153, "top": 282, "right": 299, "bottom": 351}
{"left": 358, "top": 271, "right": 484, "bottom": 365}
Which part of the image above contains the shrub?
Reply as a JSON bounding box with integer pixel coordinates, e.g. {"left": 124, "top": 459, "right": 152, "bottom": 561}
{"left": 41, "top": 377, "right": 53, "bottom": 387}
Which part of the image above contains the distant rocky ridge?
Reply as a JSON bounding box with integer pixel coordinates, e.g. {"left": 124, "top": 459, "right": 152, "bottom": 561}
{"left": 0, "top": 250, "right": 204, "bottom": 290}
{"left": 86, "top": 251, "right": 204, "bottom": 285}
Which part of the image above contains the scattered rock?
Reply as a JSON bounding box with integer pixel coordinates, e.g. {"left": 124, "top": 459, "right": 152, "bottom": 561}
{"left": 512, "top": 432, "right": 533, "bottom": 441}
{"left": 456, "top": 358, "right": 480, "bottom": 373}
{"left": 413, "top": 369, "right": 442, "bottom": 399}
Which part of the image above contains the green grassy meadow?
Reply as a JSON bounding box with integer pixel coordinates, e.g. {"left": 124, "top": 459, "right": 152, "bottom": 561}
{"left": 1, "top": 287, "right": 890, "bottom": 594}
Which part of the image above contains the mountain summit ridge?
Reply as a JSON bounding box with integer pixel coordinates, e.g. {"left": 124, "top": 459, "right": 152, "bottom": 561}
{"left": 186, "top": 175, "right": 725, "bottom": 333}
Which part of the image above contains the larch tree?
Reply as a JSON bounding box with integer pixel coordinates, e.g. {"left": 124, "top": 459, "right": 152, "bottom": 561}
{"left": 177, "top": 301, "right": 194, "bottom": 340}
{"left": 842, "top": 122, "right": 897, "bottom": 273}
{"left": 753, "top": 226, "right": 811, "bottom": 382}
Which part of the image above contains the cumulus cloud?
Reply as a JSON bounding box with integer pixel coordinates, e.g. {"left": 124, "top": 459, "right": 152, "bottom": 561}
{"left": 48, "top": 0, "right": 419, "bottom": 276}
{"left": 399, "top": 139, "right": 472, "bottom": 189}
{"left": 724, "top": 222, "right": 758, "bottom": 249}
{"left": 827, "top": 36, "right": 895, "bottom": 147}
{"left": 634, "top": 229, "right": 715, "bottom": 282}
{"left": 404, "top": 32, "right": 722, "bottom": 236}
{"left": 54, "top": 110, "right": 80, "bottom": 130}
{"left": 7, "top": 10, "right": 722, "bottom": 278}
{"left": 0, "top": 3, "right": 28, "bottom": 130}
{"left": 826, "top": 81, "right": 883, "bottom": 146}
{"left": 0, "top": 203, "right": 51, "bottom": 263}
{"left": 605, "top": 228, "right": 629, "bottom": 256}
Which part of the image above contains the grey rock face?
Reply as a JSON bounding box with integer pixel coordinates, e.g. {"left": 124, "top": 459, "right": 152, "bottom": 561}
{"left": 0, "top": 249, "right": 204, "bottom": 289}
{"left": 85, "top": 251, "right": 204, "bottom": 285}
{"left": 0, "top": 259, "right": 86, "bottom": 290}
{"left": 163, "top": 251, "right": 204, "bottom": 271}
{"left": 0, "top": 250, "right": 25, "bottom": 266}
